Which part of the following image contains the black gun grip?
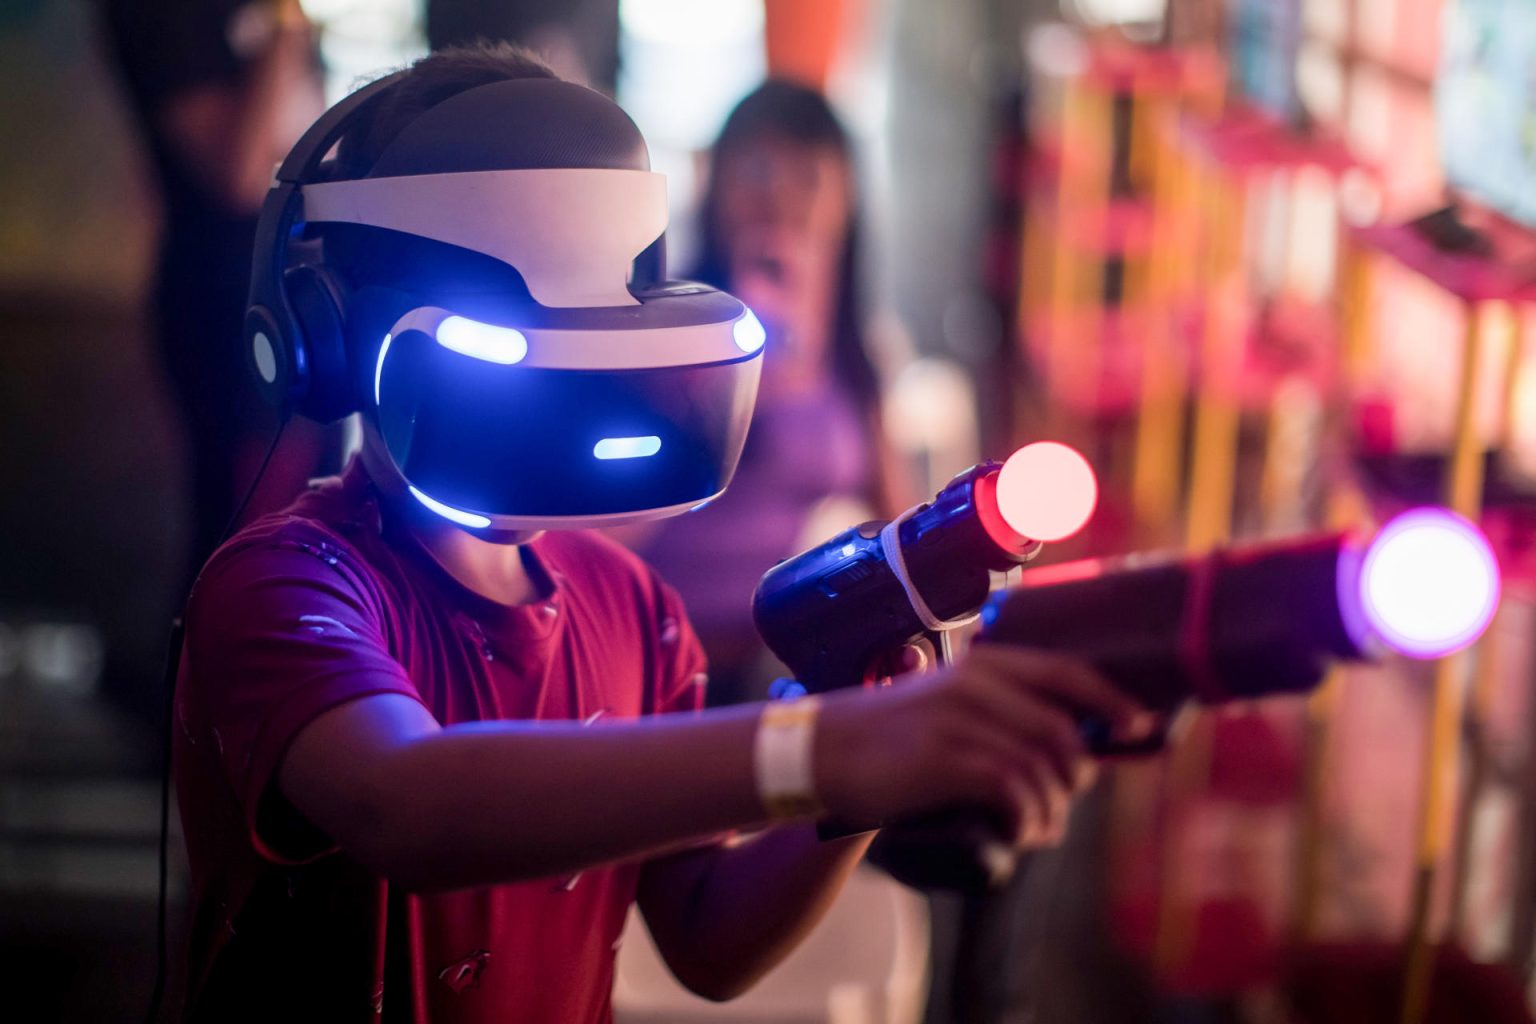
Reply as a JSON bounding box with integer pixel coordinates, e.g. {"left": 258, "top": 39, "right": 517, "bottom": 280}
{"left": 868, "top": 809, "right": 1020, "bottom": 892}
{"left": 816, "top": 809, "right": 1019, "bottom": 892}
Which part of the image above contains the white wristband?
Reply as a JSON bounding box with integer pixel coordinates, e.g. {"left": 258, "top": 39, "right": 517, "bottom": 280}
{"left": 753, "top": 696, "right": 826, "bottom": 820}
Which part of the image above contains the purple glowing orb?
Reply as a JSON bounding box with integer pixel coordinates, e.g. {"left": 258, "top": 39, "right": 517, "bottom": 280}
{"left": 1358, "top": 508, "right": 1500, "bottom": 659}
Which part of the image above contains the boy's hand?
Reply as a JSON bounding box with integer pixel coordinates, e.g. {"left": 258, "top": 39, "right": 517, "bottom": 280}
{"left": 814, "top": 646, "right": 1149, "bottom": 847}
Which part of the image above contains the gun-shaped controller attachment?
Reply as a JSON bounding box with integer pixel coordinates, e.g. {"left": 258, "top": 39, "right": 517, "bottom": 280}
{"left": 753, "top": 442, "right": 1098, "bottom": 692}
{"left": 977, "top": 507, "right": 1500, "bottom": 711}
{"left": 757, "top": 447, "right": 1500, "bottom": 891}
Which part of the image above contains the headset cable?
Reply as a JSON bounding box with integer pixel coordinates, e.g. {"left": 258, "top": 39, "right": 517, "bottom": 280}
{"left": 145, "top": 411, "right": 291, "bottom": 1024}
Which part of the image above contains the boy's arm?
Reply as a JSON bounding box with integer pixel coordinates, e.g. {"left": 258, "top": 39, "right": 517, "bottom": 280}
{"left": 277, "top": 691, "right": 767, "bottom": 891}
{"left": 633, "top": 666, "right": 1092, "bottom": 1004}
{"left": 279, "top": 646, "right": 1136, "bottom": 894}
{"left": 635, "top": 825, "right": 876, "bottom": 1001}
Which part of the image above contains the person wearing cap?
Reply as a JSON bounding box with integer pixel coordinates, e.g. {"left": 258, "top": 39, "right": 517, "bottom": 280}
{"left": 173, "top": 44, "right": 1145, "bottom": 1022}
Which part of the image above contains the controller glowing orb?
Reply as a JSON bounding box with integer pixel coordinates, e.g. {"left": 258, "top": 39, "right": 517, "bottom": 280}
{"left": 994, "top": 442, "right": 1098, "bottom": 543}
{"left": 1359, "top": 508, "right": 1500, "bottom": 658}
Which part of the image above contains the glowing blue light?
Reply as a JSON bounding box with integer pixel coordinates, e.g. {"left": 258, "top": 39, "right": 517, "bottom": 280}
{"left": 841, "top": 543, "right": 857, "bottom": 557}
{"left": 690, "top": 499, "right": 715, "bottom": 512}
{"left": 733, "top": 309, "right": 766, "bottom": 354}
{"left": 408, "top": 485, "right": 491, "bottom": 529}
{"left": 594, "top": 436, "right": 662, "bottom": 460}
{"left": 435, "top": 316, "right": 528, "bottom": 364}
{"left": 768, "top": 678, "right": 808, "bottom": 700}
{"left": 981, "top": 598, "right": 1000, "bottom": 628}
{"left": 374, "top": 333, "right": 393, "bottom": 406}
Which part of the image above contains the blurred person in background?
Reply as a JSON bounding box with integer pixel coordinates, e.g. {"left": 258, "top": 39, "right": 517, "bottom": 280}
{"left": 634, "top": 80, "right": 912, "bottom": 705}
{"left": 102, "top": 0, "right": 341, "bottom": 573}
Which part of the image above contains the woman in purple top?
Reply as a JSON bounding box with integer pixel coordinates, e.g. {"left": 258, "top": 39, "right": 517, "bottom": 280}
{"left": 637, "top": 80, "right": 908, "bottom": 704}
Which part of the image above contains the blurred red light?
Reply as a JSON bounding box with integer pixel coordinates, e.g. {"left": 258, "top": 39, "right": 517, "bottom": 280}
{"left": 994, "top": 442, "right": 1098, "bottom": 542}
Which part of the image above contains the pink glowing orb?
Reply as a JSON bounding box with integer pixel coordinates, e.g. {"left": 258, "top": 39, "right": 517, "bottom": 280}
{"left": 995, "top": 442, "right": 1099, "bottom": 543}
{"left": 1360, "top": 508, "right": 1501, "bottom": 659}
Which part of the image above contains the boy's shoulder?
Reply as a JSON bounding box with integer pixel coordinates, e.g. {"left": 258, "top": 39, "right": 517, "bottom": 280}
{"left": 196, "top": 463, "right": 385, "bottom": 594}
{"left": 195, "top": 460, "right": 687, "bottom": 622}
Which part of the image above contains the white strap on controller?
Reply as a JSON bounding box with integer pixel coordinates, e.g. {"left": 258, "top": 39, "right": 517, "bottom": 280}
{"left": 878, "top": 510, "right": 981, "bottom": 634}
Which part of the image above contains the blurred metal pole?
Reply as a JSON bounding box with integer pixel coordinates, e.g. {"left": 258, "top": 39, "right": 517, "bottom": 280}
{"left": 1184, "top": 169, "right": 1244, "bottom": 552}
{"left": 1448, "top": 310, "right": 1523, "bottom": 938}
{"left": 1130, "top": 104, "right": 1190, "bottom": 546}
{"left": 1292, "top": 235, "right": 1373, "bottom": 942}
{"left": 1400, "top": 304, "right": 1489, "bottom": 1024}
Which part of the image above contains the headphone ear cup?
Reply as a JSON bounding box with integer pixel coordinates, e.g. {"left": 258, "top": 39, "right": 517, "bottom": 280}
{"left": 284, "top": 266, "right": 355, "bottom": 422}
{"left": 245, "top": 305, "right": 296, "bottom": 407}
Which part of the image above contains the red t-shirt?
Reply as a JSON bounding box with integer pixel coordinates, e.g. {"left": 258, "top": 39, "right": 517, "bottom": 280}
{"left": 173, "top": 460, "right": 711, "bottom": 1022}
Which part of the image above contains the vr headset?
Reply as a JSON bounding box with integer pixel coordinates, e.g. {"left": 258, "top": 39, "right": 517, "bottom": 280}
{"left": 244, "top": 73, "right": 764, "bottom": 530}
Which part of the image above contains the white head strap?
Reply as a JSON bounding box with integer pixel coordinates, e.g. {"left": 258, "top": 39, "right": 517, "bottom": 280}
{"left": 302, "top": 168, "right": 667, "bottom": 308}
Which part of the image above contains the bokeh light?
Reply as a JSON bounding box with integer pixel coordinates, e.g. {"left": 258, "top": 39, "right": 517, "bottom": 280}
{"left": 994, "top": 442, "right": 1098, "bottom": 543}
{"left": 1360, "top": 508, "right": 1500, "bottom": 659}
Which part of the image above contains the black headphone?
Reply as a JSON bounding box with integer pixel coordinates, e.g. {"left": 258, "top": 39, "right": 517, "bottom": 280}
{"left": 243, "top": 70, "right": 409, "bottom": 423}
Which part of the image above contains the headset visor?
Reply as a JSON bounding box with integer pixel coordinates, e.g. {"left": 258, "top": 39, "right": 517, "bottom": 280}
{"left": 376, "top": 326, "right": 761, "bottom": 521}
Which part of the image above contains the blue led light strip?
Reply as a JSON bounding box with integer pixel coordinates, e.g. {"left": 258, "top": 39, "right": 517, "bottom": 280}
{"left": 594, "top": 436, "right": 662, "bottom": 460}
{"left": 408, "top": 485, "right": 491, "bottom": 528}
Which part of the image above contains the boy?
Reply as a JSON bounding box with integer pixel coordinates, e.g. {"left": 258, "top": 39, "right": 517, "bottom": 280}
{"left": 174, "top": 44, "right": 1143, "bottom": 1022}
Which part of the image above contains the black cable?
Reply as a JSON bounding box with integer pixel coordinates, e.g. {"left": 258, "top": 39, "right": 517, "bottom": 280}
{"left": 145, "top": 412, "right": 290, "bottom": 1024}
{"left": 145, "top": 618, "right": 185, "bottom": 1024}
{"left": 217, "top": 415, "right": 294, "bottom": 548}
